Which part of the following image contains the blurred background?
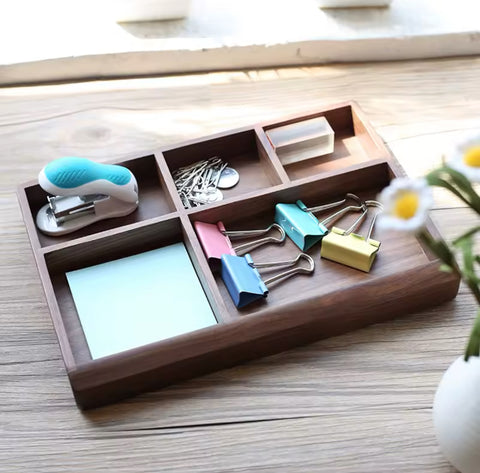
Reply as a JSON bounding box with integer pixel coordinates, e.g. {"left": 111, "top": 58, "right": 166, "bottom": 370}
{"left": 1, "top": 0, "right": 478, "bottom": 85}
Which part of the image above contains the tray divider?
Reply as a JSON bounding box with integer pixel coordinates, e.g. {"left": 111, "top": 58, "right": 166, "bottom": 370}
{"left": 36, "top": 252, "right": 78, "bottom": 370}
{"left": 154, "top": 152, "right": 186, "bottom": 213}
{"left": 289, "top": 157, "right": 391, "bottom": 189}
{"left": 17, "top": 184, "right": 42, "bottom": 251}
{"left": 255, "top": 126, "right": 290, "bottom": 185}
{"left": 180, "top": 214, "right": 234, "bottom": 323}
{"left": 40, "top": 213, "right": 180, "bottom": 265}
{"left": 351, "top": 103, "right": 390, "bottom": 159}
{"left": 42, "top": 215, "right": 182, "bottom": 276}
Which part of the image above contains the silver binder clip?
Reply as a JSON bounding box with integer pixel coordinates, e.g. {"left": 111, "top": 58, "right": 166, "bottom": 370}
{"left": 36, "top": 157, "right": 139, "bottom": 236}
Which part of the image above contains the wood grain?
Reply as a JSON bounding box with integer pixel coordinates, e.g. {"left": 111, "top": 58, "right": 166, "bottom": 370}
{"left": 1, "top": 57, "right": 479, "bottom": 471}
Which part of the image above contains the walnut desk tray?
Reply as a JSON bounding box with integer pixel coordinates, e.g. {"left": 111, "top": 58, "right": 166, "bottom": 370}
{"left": 17, "top": 102, "right": 460, "bottom": 409}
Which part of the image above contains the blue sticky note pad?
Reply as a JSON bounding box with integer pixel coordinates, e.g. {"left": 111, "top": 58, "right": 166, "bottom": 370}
{"left": 66, "top": 243, "right": 217, "bottom": 360}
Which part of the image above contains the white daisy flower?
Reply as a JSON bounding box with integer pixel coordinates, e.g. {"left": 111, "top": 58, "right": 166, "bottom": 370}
{"left": 446, "top": 134, "right": 480, "bottom": 182}
{"left": 377, "top": 177, "right": 433, "bottom": 232}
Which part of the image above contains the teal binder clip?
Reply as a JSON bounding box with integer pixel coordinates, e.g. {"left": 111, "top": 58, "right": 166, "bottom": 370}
{"left": 274, "top": 193, "right": 365, "bottom": 251}
{"left": 221, "top": 253, "right": 315, "bottom": 308}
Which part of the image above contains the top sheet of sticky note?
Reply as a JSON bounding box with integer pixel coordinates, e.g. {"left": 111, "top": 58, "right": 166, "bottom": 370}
{"left": 66, "top": 243, "right": 217, "bottom": 360}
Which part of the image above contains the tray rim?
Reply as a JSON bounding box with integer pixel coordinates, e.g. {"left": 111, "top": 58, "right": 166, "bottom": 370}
{"left": 16, "top": 100, "right": 460, "bottom": 408}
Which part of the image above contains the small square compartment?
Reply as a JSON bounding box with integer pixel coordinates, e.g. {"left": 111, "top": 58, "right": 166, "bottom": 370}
{"left": 264, "top": 104, "right": 388, "bottom": 181}
{"left": 162, "top": 128, "right": 284, "bottom": 207}
{"left": 44, "top": 216, "right": 223, "bottom": 365}
{"left": 21, "top": 154, "right": 176, "bottom": 248}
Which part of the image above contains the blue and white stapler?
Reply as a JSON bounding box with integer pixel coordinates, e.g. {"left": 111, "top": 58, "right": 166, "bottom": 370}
{"left": 36, "top": 157, "right": 139, "bottom": 236}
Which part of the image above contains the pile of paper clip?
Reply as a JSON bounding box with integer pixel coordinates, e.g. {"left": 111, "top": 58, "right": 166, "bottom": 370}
{"left": 172, "top": 157, "right": 239, "bottom": 209}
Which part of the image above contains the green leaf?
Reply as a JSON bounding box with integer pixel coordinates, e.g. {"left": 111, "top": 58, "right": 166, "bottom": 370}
{"left": 439, "top": 264, "right": 453, "bottom": 273}
{"left": 455, "top": 234, "right": 480, "bottom": 303}
{"left": 465, "top": 310, "right": 480, "bottom": 361}
{"left": 456, "top": 236, "right": 480, "bottom": 282}
{"left": 444, "top": 166, "right": 480, "bottom": 213}
{"left": 444, "top": 166, "right": 476, "bottom": 191}
{"left": 453, "top": 226, "right": 480, "bottom": 246}
{"left": 418, "top": 229, "right": 455, "bottom": 267}
{"left": 426, "top": 172, "right": 472, "bottom": 207}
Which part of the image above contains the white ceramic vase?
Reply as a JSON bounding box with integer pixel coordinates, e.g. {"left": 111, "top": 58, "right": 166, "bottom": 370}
{"left": 433, "top": 356, "right": 480, "bottom": 473}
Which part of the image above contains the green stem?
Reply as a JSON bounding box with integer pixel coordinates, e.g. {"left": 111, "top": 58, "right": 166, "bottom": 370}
{"left": 419, "top": 230, "right": 480, "bottom": 360}
{"left": 444, "top": 166, "right": 480, "bottom": 213}
{"left": 418, "top": 229, "right": 460, "bottom": 274}
{"left": 426, "top": 174, "right": 472, "bottom": 207}
{"left": 419, "top": 229, "right": 480, "bottom": 303}
{"left": 465, "top": 309, "right": 480, "bottom": 361}
{"left": 453, "top": 226, "right": 480, "bottom": 245}
{"left": 465, "top": 277, "right": 480, "bottom": 306}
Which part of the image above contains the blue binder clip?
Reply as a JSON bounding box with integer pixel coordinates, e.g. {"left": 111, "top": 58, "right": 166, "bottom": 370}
{"left": 221, "top": 253, "right": 315, "bottom": 308}
{"left": 274, "top": 193, "right": 365, "bottom": 251}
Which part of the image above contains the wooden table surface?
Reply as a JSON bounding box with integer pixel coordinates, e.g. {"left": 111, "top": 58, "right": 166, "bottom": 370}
{"left": 1, "top": 57, "right": 479, "bottom": 473}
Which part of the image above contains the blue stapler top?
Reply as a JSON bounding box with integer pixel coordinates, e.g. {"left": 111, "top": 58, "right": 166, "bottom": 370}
{"left": 221, "top": 254, "right": 268, "bottom": 308}
{"left": 275, "top": 200, "right": 328, "bottom": 251}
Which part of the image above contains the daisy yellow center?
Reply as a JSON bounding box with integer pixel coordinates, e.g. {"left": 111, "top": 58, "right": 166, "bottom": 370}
{"left": 464, "top": 146, "right": 480, "bottom": 167}
{"left": 393, "top": 191, "right": 419, "bottom": 220}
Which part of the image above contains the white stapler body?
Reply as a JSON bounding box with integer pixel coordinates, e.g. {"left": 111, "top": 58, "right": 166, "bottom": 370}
{"left": 36, "top": 157, "right": 139, "bottom": 236}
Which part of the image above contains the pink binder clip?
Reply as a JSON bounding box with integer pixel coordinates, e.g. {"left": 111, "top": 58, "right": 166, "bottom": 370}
{"left": 194, "top": 221, "right": 286, "bottom": 268}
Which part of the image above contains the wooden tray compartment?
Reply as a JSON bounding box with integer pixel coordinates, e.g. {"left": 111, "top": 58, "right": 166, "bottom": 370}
{"left": 17, "top": 102, "right": 460, "bottom": 408}
{"left": 162, "top": 128, "right": 288, "bottom": 207}
{"left": 19, "top": 154, "right": 177, "bottom": 248}
{"left": 262, "top": 104, "right": 387, "bottom": 181}
{"left": 188, "top": 160, "right": 440, "bottom": 318}
{"left": 42, "top": 214, "right": 228, "bottom": 366}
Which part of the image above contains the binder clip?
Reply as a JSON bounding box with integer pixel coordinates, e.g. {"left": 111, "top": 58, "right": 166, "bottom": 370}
{"left": 36, "top": 157, "right": 138, "bottom": 236}
{"left": 320, "top": 200, "right": 383, "bottom": 273}
{"left": 274, "top": 193, "right": 365, "bottom": 251}
{"left": 194, "top": 221, "right": 286, "bottom": 266}
{"left": 221, "top": 253, "right": 315, "bottom": 308}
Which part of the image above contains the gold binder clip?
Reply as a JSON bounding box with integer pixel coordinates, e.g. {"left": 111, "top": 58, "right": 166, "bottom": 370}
{"left": 320, "top": 200, "right": 383, "bottom": 273}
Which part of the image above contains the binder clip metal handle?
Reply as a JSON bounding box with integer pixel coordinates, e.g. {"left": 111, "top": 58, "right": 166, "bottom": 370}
{"left": 194, "top": 221, "right": 286, "bottom": 267}
{"left": 36, "top": 157, "right": 138, "bottom": 236}
{"left": 318, "top": 198, "right": 367, "bottom": 230}
{"left": 227, "top": 223, "right": 286, "bottom": 255}
{"left": 363, "top": 200, "right": 383, "bottom": 242}
{"left": 302, "top": 193, "right": 363, "bottom": 215}
{"left": 275, "top": 193, "right": 365, "bottom": 251}
{"left": 320, "top": 200, "right": 383, "bottom": 273}
{"left": 253, "top": 253, "right": 315, "bottom": 287}
{"left": 221, "top": 252, "right": 314, "bottom": 308}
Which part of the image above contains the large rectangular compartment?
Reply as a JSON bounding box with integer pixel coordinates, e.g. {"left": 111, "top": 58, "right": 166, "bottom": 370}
{"left": 17, "top": 102, "right": 460, "bottom": 408}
